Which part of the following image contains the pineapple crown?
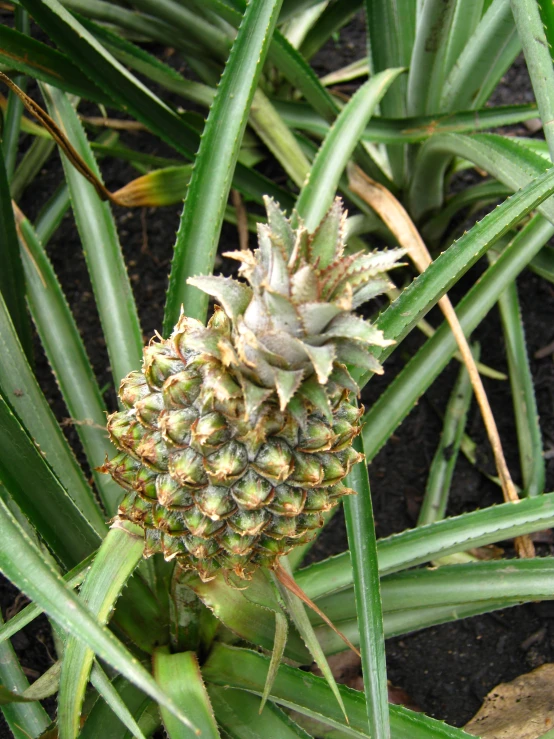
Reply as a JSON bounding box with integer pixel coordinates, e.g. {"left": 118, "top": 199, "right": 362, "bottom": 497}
{"left": 183, "top": 197, "right": 404, "bottom": 419}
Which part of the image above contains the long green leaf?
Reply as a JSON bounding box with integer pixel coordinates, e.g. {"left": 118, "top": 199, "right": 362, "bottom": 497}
{"left": 380, "top": 558, "right": 554, "bottom": 610}
{"left": 0, "top": 24, "right": 108, "bottom": 103}
{"left": 41, "top": 83, "right": 143, "bottom": 387}
{"left": 407, "top": 0, "right": 456, "bottom": 115}
{"left": 209, "top": 686, "right": 312, "bottom": 738}
{"left": 495, "top": 267, "right": 544, "bottom": 496}
{"left": 410, "top": 133, "right": 553, "bottom": 221}
{"left": 16, "top": 208, "right": 120, "bottom": 514}
{"left": 365, "top": 0, "right": 415, "bottom": 184}
{"left": 203, "top": 644, "right": 475, "bottom": 738}
{"left": 512, "top": 0, "right": 554, "bottom": 159}
{"left": 316, "top": 598, "right": 527, "bottom": 651}
{"left": 164, "top": 0, "right": 283, "bottom": 330}
{"left": 0, "top": 140, "right": 33, "bottom": 362}
{"left": 80, "top": 676, "right": 154, "bottom": 739}
{"left": 440, "top": 0, "right": 519, "bottom": 110}
{"left": 154, "top": 649, "right": 220, "bottom": 739}
{"left": 58, "top": 523, "right": 144, "bottom": 739}
{"left": 0, "top": 554, "right": 93, "bottom": 645}
{"left": 343, "top": 436, "right": 388, "bottom": 739}
{"left": 0, "top": 500, "right": 197, "bottom": 732}
{"left": 90, "top": 664, "right": 148, "bottom": 739}
{"left": 275, "top": 101, "right": 539, "bottom": 144}
{"left": 418, "top": 346, "right": 476, "bottom": 525}
{"left": 373, "top": 155, "right": 554, "bottom": 370}
{"left": 2, "top": 7, "right": 29, "bottom": 179}
{"left": 0, "top": 611, "right": 50, "bottom": 739}
{"left": 295, "top": 68, "right": 404, "bottom": 230}
{"left": 273, "top": 559, "right": 348, "bottom": 721}
{"left": 0, "top": 392, "right": 101, "bottom": 567}
{"left": 297, "top": 491, "right": 554, "bottom": 600}
{"left": 0, "top": 279, "right": 104, "bottom": 532}
{"left": 443, "top": 0, "right": 484, "bottom": 77}
{"left": 362, "top": 215, "right": 554, "bottom": 464}
{"left": 311, "top": 557, "right": 554, "bottom": 636}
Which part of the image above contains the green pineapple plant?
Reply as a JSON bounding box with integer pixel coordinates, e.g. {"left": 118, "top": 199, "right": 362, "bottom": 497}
{"left": 105, "top": 198, "right": 402, "bottom": 581}
{"left": 1, "top": 0, "right": 554, "bottom": 738}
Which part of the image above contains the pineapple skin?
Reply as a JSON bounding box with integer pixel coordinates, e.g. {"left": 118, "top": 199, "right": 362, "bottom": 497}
{"left": 105, "top": 315, "right": 362, "bottom": 582}
{"left": 103, "top": 198, "right": 403, "bottom": 581}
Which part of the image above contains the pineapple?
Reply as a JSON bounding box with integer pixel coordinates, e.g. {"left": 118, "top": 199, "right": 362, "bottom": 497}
{"left": 103, "top": 198, "right": 403, "bottom": 582}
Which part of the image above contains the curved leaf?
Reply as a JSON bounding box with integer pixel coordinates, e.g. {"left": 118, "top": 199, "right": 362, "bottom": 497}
{"left": 343, "top": 435, "right": 388, "bottom": 739}
{"left": 154, "top": 649, "right": 220, "bottom": 739}
{"left": 203, "top": 644, "right": 475, "bottom": 738}
{"left": 512, "top": 0, "right": 554, "bottom": 159}
{"left": 0, "top": 143, "right": 33, "bottom": 362}
{"left": 41, "top": 83, "right": 143, "bottom": 387}
{"left": 0, "top": 392, "right": 101, "bottom": 567}
{"left": 373, "top": 155, "right": 554, "bottom": 369}
{"left": 164, "top": 0, "right": 283, "bottom": 330}
{"left": 363, "top": 215, "right": 554, "bottom": 465}
{"left": 58, "top": 523, "right": 144, "bottom": 739}
{"left": 295, "top": 67, "right": 404, "bottom": 230}
{"left": 0, "top": 611, "right": 50, "bottom": 739}
{"left": 297, "top": 491, "right": 554, "bottom": 600}
{"left": 0, "top": 501, "right": 196, "bottom": 732}
{"left": 16, "top": 208, "right": 120, "bottom": 515}
{"left": 209, "top": 686, "right": 311, "bottom": 738}
{"left": 0, "top": 272, "right": 105, "bottom": 534}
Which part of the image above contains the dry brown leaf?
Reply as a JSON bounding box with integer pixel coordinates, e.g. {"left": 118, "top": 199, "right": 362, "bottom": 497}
{"left": 465, "top": 663, "right": 554, "bottom": 738}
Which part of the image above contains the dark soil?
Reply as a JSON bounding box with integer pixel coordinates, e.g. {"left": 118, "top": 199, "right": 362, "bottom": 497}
{"left": 2, "top": 10, "right": 554, "bottom": 737}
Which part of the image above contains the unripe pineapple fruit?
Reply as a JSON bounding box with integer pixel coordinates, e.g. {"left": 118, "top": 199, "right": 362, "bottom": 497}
{"left": 103, "top": 198, "right": 403, "bottom": 581}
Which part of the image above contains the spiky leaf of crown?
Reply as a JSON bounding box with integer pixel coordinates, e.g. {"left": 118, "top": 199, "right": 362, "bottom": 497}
{"left": 186, "top": 197, "right": 404, "bottom": 417}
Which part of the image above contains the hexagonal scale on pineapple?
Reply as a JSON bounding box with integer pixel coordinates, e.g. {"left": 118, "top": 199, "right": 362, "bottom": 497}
{"left": 203, "top": 440, "right": 248, "bottom": 485}
{"left": 183, "top": 534, "right": 220, "bottom": 559}
{"left": 159, "top": 407, "right": 198, "bottom": 446}
{"left": 227, "top": 507, "right": 269, "bottom": 537}
{"left": 267, "top": 484, "right": 306, "bottom": 516}
{"left": 190, "top": 411, "right": 230, "bottom": 454}
{"left": 264, "top": 514, "right": 299, "bottom": 539}
{"left": 317, "top": 452, "right": 347, "bottom": 485}
{"left": 287, "top": 452, "right": 324, "bottom": 488}
{"left": 107, "top": 410, "right": 147, "bottom": 455}
{"left": 168, "top": 447, "right": 208, "bottom": 488}
{"left": 153, "top": 506, "right": 188, "bottom": 534}
{"left": 219, "top": 528, "right": 256, "bottom": 555}
{"left": 231, "top": 470, "right": 274, "bottom": 510}
{"left": 297, "top": 418, "right": 335, "bottom": 452}
{"left": 135, "top": 392, "right": 164, "bottom": 428}
{"left": 133, "top": 466, "right": 158, "bottom": 500}
{"left": 119, "top": 370, "right": 150, "bottom": 408}
{"left": 103, "top": 452, "right": 139, "bottom": 489}
{"left": 135, "top": 431, "right": 169, "bottom": 472}
{"left": 304, "top": 488, "right": 334, "bottom": 513}
{"left": 162, "top": 369, "right": 202, "bottom": 408}
{"left": 181, "top": 507, "right": 225, "bottom": 538}
{"left": 156, "top": 474, "right": 194, "bottom": 509}
{"left": 194, "top": 484, "right": 237, "bottom": 520}
{"left": 143, "top": 342, "right": 185, "bottom": 388}
{"left": 252, "top": 438, "right": 294, "bottom": 483}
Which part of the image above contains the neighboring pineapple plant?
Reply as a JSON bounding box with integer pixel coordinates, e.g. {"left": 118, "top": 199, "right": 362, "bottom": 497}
{"left": 105, "top": 198, "right": 403, "bottom": 581}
